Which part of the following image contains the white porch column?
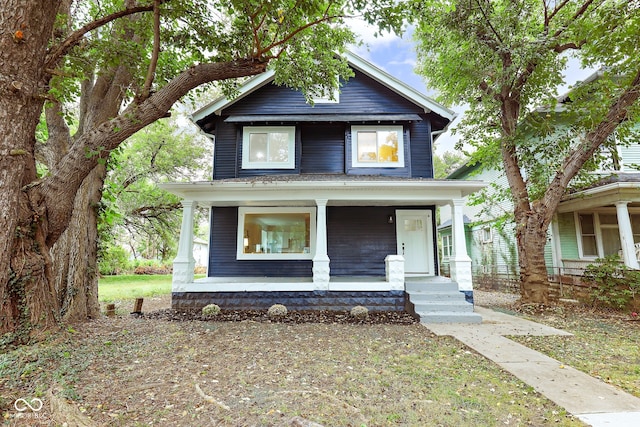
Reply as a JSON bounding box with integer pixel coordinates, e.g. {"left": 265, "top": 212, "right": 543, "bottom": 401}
{"left": 449, "top": 198, "right": 473, "bottom": 292}
{"left": 173, "top": 200, "right": 197, "bottom": 291}
{"left": 385, "top": 255, "right": 405, "bottom": 290}
{"left": 615, "top": 201, "right": 639, "bottom": 269}
{"left": 313, "top": 199, "right": 330, "bottom": 289}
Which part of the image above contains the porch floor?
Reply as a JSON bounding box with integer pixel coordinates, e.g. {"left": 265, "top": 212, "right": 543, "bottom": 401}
{"left": 193, "top": 275, "right": 448, "bottom": 284}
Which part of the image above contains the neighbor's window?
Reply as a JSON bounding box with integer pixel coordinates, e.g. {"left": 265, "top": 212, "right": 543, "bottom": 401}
{"left": 242, "top": 126, "right": 295, "bottom": 169}
{"left": 578, "top": 213, "right": 598, "bottom": 257}
{"left": 237, "top": 207, "right": 316, "bottom": 260}
{"left": 351, "top": 125, "right": 404, "bottom": 167}
{"left": 481, "top": 227, "right": 492, "bottom": 244}
{"left": 442, "top": 234, "right": 453, "bottom": 258}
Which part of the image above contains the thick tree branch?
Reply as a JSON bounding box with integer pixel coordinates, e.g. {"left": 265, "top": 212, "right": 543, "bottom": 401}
{"left": 45, "top": 4, "right": 155, "bottom": 70}
{"left": 553, "top": 41, "right": 585, "bottom": 53}
{"left": 139, "top": 0, "right": 161, "bottom": 102}
{"left": 38, "top": 58, "right": 267, "bottom": 245}
{"left": 541, "top": 67, "right": 640, "bottom": 214}
{"left": 38, "top": 101, "right": 71, "bottom": 171}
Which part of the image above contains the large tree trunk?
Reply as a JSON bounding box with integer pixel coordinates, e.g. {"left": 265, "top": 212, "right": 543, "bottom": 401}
{"left": 1, "top": 56, "right": 267, "bottom": 338}
{"left": 0, "top": 1, "right": 61, "bottom": 339}
{"left": 515, "top": 212, "right": 552, "bottom": 304}
{"left": 53, "top": 166, "right": 106, "bottom": 322}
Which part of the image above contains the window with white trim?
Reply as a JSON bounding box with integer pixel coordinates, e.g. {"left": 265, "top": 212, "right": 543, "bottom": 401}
{"left": 237, "top": 207, "right": 316, "bottom": 260}
{"left": 481, "top": 227, "right": 492, "bottom": 244}
{"left": 310, "top": 86, "right": 340, "bottom": 104}
{"left": 576, "top": 211, "right": 640, "bottom": 258}
{"left": 578, "top": 213, "right": 598, "bottom": 257}
{"left": 351, "top": 125, "right": 404, "bottom": 167}
{"left": 442, "top": 234, "right": 453, "bottom": 258}
{"left": 242, "top": 126, "right": 295, "bottom": 169}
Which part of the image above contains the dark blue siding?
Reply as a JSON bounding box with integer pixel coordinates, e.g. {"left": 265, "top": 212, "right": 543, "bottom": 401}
{"left": 213, "top": 119, "right": 238, "bottom": 180}
{"left": 208, "top": 205, "right": 438, "bottom": 278}
{"left": 301, "top": 124, "right": 345, "bottom": 174}
{"left": 207, "top": 68, "right": 438, "bottom": 179}
{"left": 327, "top": 206, "right": 398, "bottom": 276}
{"left": 224, "top": 70, "right": 424, "bottom": 115}
{"left": 208, "top": 207, "right": 313, "bottom": 277}
{"left": 410, "top": 121, "right": 433, "bottom": 178}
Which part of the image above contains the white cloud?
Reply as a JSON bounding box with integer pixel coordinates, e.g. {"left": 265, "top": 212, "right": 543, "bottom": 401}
{"left": 347, "top": 17, "right": 403, "bottom": 51}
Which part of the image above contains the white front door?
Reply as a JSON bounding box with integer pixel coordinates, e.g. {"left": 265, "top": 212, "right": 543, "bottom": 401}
{"left": 396, "top": 210, "right": 434, "bottom": 275}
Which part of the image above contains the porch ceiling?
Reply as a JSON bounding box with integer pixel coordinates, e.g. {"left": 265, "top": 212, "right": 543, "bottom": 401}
{"left": 557, "top": 182, "right": 640, "bottom": 213}
{"left": 159, "top": 178, "right": 486, "bottom": 208}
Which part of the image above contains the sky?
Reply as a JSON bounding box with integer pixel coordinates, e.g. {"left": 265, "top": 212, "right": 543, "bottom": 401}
{"left": 347, "top": 20, "right": 597, "bottom": 156}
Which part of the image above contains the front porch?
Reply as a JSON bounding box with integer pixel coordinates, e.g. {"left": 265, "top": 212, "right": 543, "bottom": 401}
{"left": 164, "top": 178, "right": 485, "bottom": 323}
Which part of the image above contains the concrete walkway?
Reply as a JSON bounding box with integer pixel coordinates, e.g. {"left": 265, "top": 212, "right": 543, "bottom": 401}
{"left": 424, "top": 306, "right": 640, "bottom": 427}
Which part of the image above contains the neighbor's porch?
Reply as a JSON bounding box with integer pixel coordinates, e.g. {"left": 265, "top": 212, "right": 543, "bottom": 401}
{"left": 553, "top": 181, "right": 640, "bottom": 274}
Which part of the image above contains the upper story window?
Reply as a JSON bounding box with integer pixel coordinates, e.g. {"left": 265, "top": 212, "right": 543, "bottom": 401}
{"left": 310, "top": 87, "right": 340, "bottom": 104}
{"left": 351, "top": 125, "right": 404, "bottom": 168}
{"left": 242, "top": 126, "right": 295, "bottom": 169}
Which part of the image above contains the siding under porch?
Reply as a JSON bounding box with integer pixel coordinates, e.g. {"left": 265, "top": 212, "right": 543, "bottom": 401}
{"left": 208, "top": 206, "right": 435, "bottom": 278}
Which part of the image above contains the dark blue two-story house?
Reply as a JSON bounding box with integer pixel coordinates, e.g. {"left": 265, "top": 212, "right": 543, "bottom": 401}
{"left": 161, "top": 52, "right": 485, "bottom": 323}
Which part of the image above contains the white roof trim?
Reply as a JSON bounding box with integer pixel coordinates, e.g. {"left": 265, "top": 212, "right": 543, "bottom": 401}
{"left": 557, "top": 181, "right": 640, "bottom": 213}
{"left": 191, "top": 70, "right": 276, "bottom": 122}
{"left": 159, "top": 179, "right": 486, "bottom": 207}
{"left": 190, "top": 51, "right": 456, "bottom": 124}
{"left": 344, "top": 52, "right": 455, "bottom": 121}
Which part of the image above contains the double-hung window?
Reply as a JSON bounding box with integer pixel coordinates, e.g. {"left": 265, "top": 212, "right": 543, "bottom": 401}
{"left": 237, "top": 207, "right": 316, "bottom": 260}
{"left": 242, "top": 126, "right": 295, "bottom": 169}
{"left": 351, "top": 125, "right": 404, "bottom": 167}
{"left": 442, "top": 234, "right": 453, "bottom": 258}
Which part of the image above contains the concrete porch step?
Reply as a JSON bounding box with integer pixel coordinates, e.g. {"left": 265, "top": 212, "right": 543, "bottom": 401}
{"left": 405, "top": 276, "right": 482, "bottom": 324}
{"left": 405, "top": 280, "right": 459, "bottom": 293}
{"left": 414, "top": 300, "right": 477, "bottom": 311}
{"left": 415, "top": 310, "right": 483, "bottom": 324}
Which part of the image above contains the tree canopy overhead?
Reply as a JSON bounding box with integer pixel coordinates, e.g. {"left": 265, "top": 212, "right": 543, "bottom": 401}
{"left": 0, "top": 0, "right": 404, "bottom": 339}
{"left": 409, "top": 0, "right": 640, "bottom": 302}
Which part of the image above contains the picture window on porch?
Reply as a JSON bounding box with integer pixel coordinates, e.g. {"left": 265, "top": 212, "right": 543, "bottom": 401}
{"left": 351, "top": 125, "right": 404, "bottom": 167}
{"left": 237, "top": 207, "right": 316, "bottom": 260}
{"left": 242, "top": 126, "right": 295, "bottom": 169}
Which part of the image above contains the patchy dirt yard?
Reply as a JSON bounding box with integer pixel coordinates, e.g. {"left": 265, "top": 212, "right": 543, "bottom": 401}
{"left": 2, "top": 295, "right": 586, "bottom": 426}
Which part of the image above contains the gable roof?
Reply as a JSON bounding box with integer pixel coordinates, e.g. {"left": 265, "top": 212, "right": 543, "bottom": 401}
{"left": 191, "top": 51, "right": 456, "bottom": 123}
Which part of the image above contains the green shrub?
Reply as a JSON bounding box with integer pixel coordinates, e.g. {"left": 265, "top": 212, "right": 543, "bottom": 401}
{"left": 584, "top": 255, "right": 640, "bottom": 311}
{"left": 98, "top": 245, "right": 131, "bottom": 275}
